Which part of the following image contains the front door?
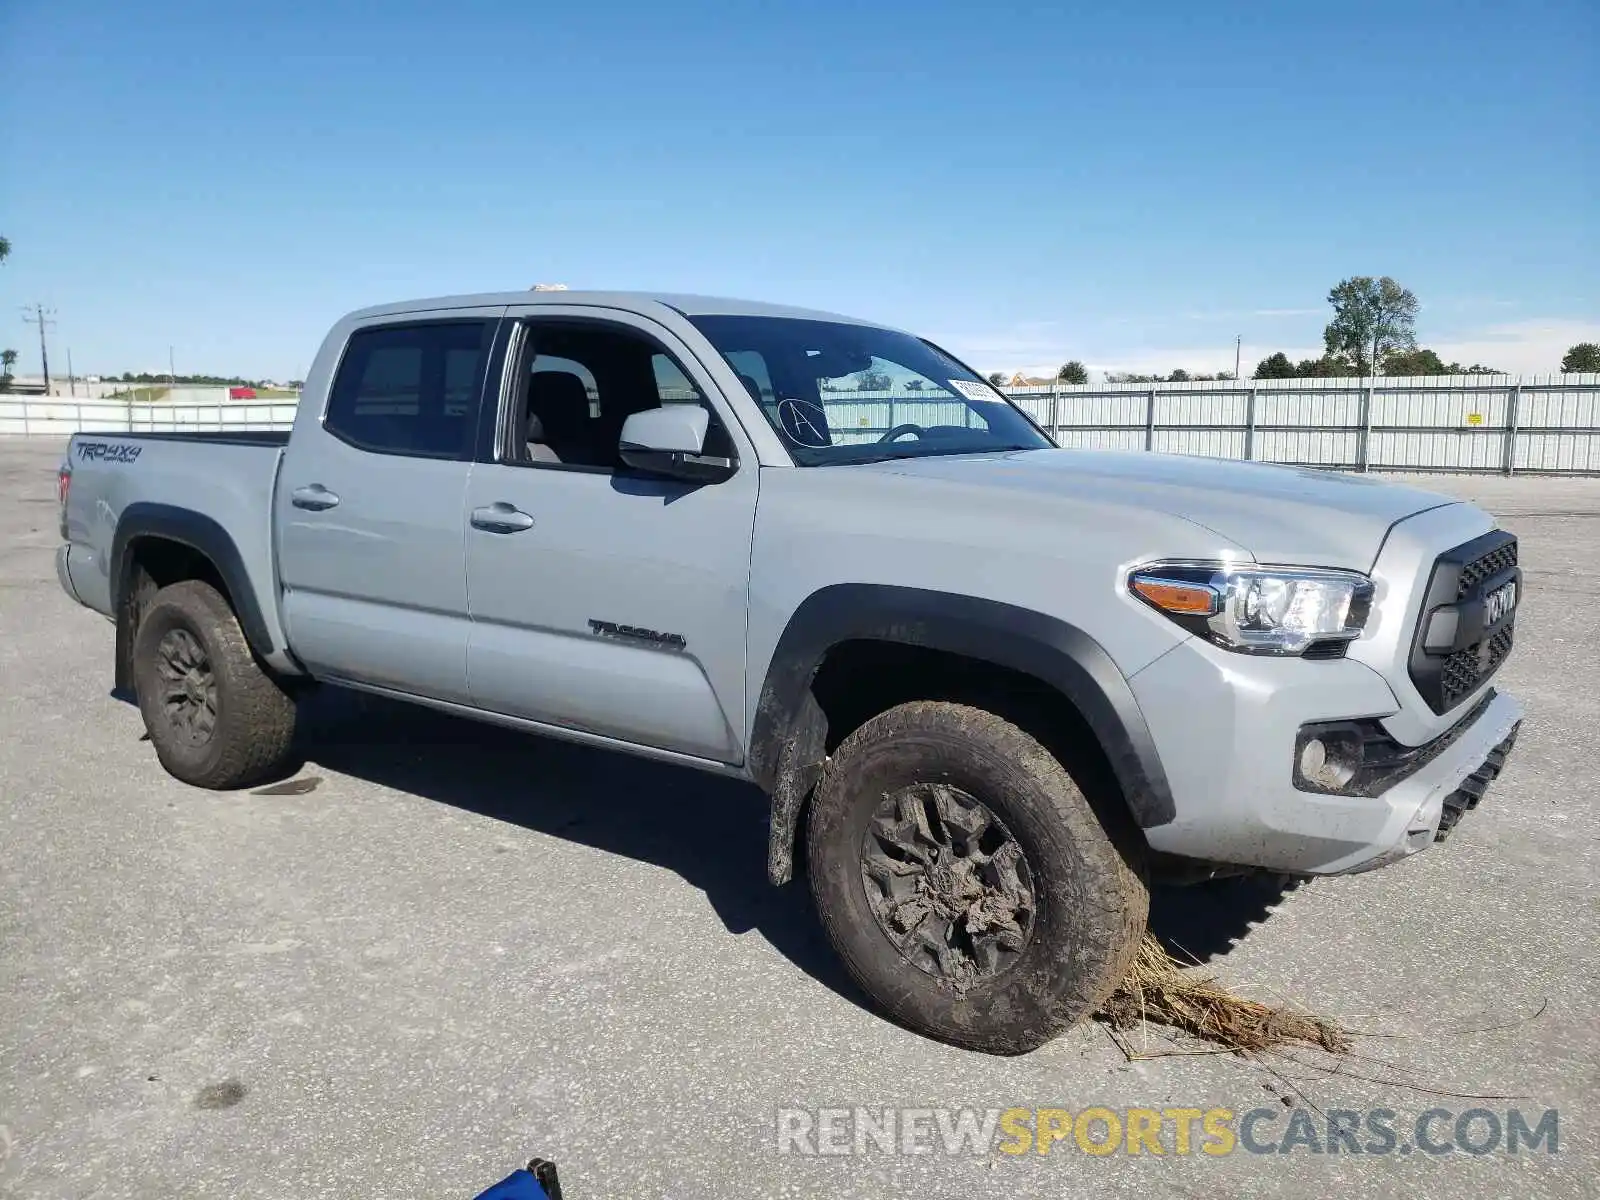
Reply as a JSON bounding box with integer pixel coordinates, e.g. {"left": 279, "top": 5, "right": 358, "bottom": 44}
{"left": 276, "top": 314, "right": 499, "bottom": 703}
{"left": 463, "top": 310, "right": 756, "bottom": 762}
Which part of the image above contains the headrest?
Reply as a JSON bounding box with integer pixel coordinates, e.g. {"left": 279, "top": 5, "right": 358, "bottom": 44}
{"left": 529, "top": 371, "right": 591, "bottom": 410}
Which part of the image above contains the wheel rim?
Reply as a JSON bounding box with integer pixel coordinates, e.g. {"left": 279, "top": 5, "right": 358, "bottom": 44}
{"left": 154, "top": 627, "right": 217, "bottom": 747}
{"left": 859, "top": 782, "right": 1036, "bottom": 989}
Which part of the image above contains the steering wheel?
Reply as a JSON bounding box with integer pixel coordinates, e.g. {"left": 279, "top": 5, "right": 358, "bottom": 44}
{"left": 878, "top": 423, "right": 926, "bottom": 443}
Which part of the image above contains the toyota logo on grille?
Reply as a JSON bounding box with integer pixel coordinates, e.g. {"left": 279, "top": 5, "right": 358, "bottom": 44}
{"left": 1483, "top": 579, "right": 1517, "bottom": 626}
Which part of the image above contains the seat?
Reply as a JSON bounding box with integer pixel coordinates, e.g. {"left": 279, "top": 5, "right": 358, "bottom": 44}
{"left": 523, "top": 411, "right": 561, "bottom": 463}
{"left": 525, "top": 371, "right": 598, "bottom": 465}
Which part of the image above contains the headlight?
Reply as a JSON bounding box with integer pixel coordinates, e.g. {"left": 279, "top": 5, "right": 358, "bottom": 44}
{"left": 1128, "top": 562, "right": 1374, "bottom": 656}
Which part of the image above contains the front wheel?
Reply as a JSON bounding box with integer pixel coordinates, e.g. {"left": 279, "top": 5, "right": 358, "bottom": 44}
{"left": 806, "top": 701, "right": 1147, "bottom": 1054}
{"left": 131, "top": 580, "right": 298, "bottom": 789}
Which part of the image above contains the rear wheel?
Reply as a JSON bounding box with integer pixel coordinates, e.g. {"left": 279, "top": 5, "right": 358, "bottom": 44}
{"left": 132, "top": 580, "right": 298, "bottom": 789}
{"left": 806, "top": 701, "right": 1147, "bottom": 1054}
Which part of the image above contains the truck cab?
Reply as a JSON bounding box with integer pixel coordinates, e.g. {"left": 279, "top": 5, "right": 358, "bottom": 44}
{"left": 275, "top": 296, "right": 765, "bottom": 761}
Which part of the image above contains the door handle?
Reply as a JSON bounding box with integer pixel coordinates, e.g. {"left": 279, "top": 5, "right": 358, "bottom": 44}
{"left": 291, "top": 484, "right": 341, "bottom": 511}
{"left": 470, "top": 503, "right": 535, "bottom": 534}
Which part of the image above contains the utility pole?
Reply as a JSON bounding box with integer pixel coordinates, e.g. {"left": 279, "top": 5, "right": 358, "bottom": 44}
{"left": 169, "top": 345, "right": 176, "bottom": 390}
{"left": 67, "top": 347, "right": 76, "bottom": 397}
{"left": 21, "top": 303, "right": 56, "bottom": 393}
{"left": 1234, "top": 335, "right": 1242, "bottom": 381}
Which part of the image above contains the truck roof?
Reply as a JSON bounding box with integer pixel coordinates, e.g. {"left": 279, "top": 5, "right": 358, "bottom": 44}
{"left": 344, "top": 290, "right": 894, "bottom": 329}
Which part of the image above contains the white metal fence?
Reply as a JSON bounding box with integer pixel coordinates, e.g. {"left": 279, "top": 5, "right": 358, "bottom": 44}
{"left": 834, "top": 375, "right": 1600, "bottom": 475}
{"left": 0, "top": 396, "right": 298, "bottom": 438}
{"left": 4, "top": 374, "right": 1599, "bottom": 474}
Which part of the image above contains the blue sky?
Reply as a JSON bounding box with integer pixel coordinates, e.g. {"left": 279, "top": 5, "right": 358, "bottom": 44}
{"left": 1, "top": 0, "right": 1595, "bottom": 381}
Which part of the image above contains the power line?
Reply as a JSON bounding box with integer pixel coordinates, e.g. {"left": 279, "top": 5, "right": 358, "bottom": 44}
{"left": 21, "top": 303, "right": 57, "bottom": 393}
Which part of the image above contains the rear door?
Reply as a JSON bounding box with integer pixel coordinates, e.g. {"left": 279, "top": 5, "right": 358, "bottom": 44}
{"left": 462, "top": 307, "right": 757, "bottom": 762}
{"left": 276, "top": 312, "right": 500, "bottom": 703}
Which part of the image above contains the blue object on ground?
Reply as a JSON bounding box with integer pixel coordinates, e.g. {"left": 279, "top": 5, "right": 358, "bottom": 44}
{"left": 471, "top": 1167, "right": 549, "bottom": 1200}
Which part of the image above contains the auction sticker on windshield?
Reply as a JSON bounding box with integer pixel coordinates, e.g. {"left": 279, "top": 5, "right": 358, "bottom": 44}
{"left": 947, "top": 379, "right": 1003, "bottom": 403}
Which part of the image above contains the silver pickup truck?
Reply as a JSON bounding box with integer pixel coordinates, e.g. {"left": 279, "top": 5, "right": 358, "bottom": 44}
{"left": 56, "top": 290, "right": 1524, "bottom": 1053}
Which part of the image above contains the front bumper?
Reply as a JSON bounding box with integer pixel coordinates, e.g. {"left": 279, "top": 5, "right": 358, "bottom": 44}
{"left": 1130, "top": 639, "right": 1523, "bottom": 876}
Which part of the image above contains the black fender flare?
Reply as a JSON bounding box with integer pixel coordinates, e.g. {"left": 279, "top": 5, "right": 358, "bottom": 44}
{"left": 110, "top": 503, "right": 277, "bottom": 689}
{"left": 750, "top": 584, "right": 1176, "bottom": 884}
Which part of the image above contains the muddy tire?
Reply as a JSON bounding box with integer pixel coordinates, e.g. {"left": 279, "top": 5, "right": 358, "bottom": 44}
{"left": 806, "top": 701, "right": 1147, "bottom": 1055}
{"left": 131, "top": 580, "right": 298, "bottom": 789}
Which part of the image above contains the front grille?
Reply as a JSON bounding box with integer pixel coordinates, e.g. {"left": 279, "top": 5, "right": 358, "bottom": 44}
{"left": 1408, "top": 530, "right": 1519, "bottom": 714}
{"left": 1441, "top": 625, "right": 1515, "bottom": 711}
{"left": 1457, "top": 540, "right": 1518, "bottom": 600}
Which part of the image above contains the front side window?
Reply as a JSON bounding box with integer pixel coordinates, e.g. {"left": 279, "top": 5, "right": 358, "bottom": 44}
{"left": 325, "top": 320, "right": 492, "bottom": 458}
{"left": 651, "top": 353, "right": 705, "bottom": 405}
{"left": 688, "top": 315, "right": 1051, "bottom": 465}
{"left": 507, "top": 321, "right": 733, "bottom": 471}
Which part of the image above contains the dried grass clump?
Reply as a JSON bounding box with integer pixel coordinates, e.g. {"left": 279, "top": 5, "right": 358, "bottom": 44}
{"left": 1099, "top": 934, "right": 1351, "bottom": 1056}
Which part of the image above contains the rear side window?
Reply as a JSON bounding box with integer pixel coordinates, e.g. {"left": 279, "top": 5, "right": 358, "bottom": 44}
{"left": 325, "top": 320, "right": 493, "bottom": 458}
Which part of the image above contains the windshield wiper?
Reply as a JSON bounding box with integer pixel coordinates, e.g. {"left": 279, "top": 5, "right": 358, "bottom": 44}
{"left": 843, "top": 443, "right": 1038, "bottom": 465}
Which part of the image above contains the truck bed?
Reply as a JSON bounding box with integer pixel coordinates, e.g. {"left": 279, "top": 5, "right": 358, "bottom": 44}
{"left": 60, "top": 431, "right": 292, "bottom": 662}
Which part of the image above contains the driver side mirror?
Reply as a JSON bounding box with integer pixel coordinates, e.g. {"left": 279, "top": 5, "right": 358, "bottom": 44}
{"left": 618, "top": 405, "right": 735, "bottom": 483}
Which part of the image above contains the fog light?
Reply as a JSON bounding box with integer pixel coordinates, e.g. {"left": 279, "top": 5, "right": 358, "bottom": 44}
{"left": 1297, "top": 730, "right": 1361, "bottom": 790}
{"left": 1300, "top": 737, "right": 1328, "bottom": 776}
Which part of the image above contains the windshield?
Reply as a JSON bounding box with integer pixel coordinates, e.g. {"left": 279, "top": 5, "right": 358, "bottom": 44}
{"left": 688, "top": 315, "right": 1053, "bottom": 465}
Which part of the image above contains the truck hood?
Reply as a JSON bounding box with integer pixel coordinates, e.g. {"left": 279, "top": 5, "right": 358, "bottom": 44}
{"left": 857, "top": 448, "right": 1459, "bottom": 570}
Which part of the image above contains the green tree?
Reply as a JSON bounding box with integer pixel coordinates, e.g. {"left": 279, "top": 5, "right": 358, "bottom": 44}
{"left": 103, "top": 370, "right": 273, "bottom": 387}
{"left": 0, "top": 235, "right": 10, "bottom": 265}
{"left": 0, "top": 349, "right": 15, "bottom": 375}
{"left": 987, "top": 371, "right": 1008, "bottom": 388}
{"left": 855, "top": 368, "right": 893, "bottom": 391}
{"left": 1294, "top": 353, "right": 1357, "bottom": 378}
{"left": 1167, "top": 368, "right": 1191, "bottom": 382}
{"left": 1383, "top": 347, "right": 1449, "bottom": 376}
{"left": 1562, "top": 342, "right": 1600, "bottom": 373}
{"left": 1056, "top": 360, "right": 1088, "bottom": 384}
{"left": 1324, "top": 276, "right": 1418, "bottom": 376}
{"left": 1253, "top": 352, "right": 1297, "bottom": 378}
{"left": 1384, "top": 349, "right": 1502, "bottom": 375}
